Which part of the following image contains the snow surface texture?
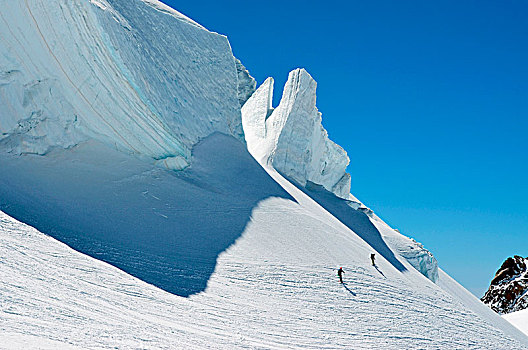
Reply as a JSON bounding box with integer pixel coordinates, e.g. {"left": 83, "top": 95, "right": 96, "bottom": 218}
{"left": 0, "top": 0, "right": 244, "bottom": 168}
{"left": 302, "top": 182, "right": 439, "bottom": 283}
{"left": 482, "top": 255, "right": 528, "bottom": 314}
{"left": 242, "top": 69, "right": 351, "bottom": 199}
{"left": 2, "top": 162, "right": 528, "bottom": 348}
{"left": 504, "top": 309, "right": 528, "bottom": 337}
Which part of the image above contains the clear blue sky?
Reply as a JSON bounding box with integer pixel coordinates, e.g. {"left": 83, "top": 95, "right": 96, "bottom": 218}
{"left": 161, "top": 0, "right": 528, "bottom": 296}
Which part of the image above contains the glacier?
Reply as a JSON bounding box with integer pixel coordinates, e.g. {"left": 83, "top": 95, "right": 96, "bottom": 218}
{"left": 242, "top": 69, "right": 351, "bottom": 199}
{"left": 0, "top": 0, "right": 527, "bottom": 348}
{"left": 1, "top": 172, "right": 527, "bottom": 348}
{"left": 0, "top": 0, "right": 244, "bottom": 168}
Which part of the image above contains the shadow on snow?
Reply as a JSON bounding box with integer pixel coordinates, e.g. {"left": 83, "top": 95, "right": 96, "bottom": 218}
{"left": 0, "top": 133, "right": 294, "bottom": 297}
{"left": 374, "top": 265, "right": 387, "bottom": 278}
{"left": 294, "top": 180, "right": 407, "bottom": 273}
{"left": 343, "top": 283, "right": 357, "bottom": 296}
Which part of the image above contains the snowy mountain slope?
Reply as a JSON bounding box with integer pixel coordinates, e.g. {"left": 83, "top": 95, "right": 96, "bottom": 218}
{"left": 0, "top": 0, "right": 244, "bottom": 168}
{"left": 437, "top": 268, "right": 528, "bottom": 345}
{"left": 504, "top": 309, "right": 528, "bottom": 337}
{"left": 372, "top": 218, "right": 438, "bottom": 282}
{"left": 0, "top": 133, "right": 291, "bottom": 297}
{"left": 1, "top": 0, "right": 527, "bottom": 348}
{"left": 1, "top": 161, "right": 528, "bottom": 349}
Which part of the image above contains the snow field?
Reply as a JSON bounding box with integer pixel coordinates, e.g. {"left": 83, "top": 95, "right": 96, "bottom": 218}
{"left": 1, "top": 161, "right": 527, "bottom": 349}
{"left": 504, "top": 309, "right": 528, "bottom": 337}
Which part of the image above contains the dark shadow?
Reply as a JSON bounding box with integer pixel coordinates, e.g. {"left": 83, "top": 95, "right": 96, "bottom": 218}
{"left": 342, "top": 283, "right": 356, "bottom": 296}
{"left": 0, "top": 133, "right": 295, "bottom": 297}
{"left": 290, "top": 180, "right": 407, "bottom": 273}
{"left": 374, "top": 265, "right": 386, "bottom": 278}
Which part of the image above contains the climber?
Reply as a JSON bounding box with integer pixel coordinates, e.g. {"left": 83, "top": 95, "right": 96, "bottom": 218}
{"left": 371, "top": 253, "right": 376, "bottom": 266}
{"left": 337, "top": 267, "right": 345, "bottom": 283}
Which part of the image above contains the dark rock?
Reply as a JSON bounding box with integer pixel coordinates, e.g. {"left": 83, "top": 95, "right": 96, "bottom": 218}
{"left": 481, "top": 255, "right": 528, "bottom": 314}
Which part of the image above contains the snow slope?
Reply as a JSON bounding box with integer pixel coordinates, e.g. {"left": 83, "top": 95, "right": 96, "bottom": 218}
{"left": 504, "top": 309, "right": 528, "bottom": 337}
{"left": 242, "top": 72, "right": 440, "bottom": 283}
{"left": 0, "top": 0, "right": 244, "bottom": 168}
{"left": 1, "top": 1, "right": 528, "bottom": 348}
{"left": 1, "top": 155, "right": 527, "bottom": 348}
{"left": 0, "top": 133, "right": 291, "bottom": 297}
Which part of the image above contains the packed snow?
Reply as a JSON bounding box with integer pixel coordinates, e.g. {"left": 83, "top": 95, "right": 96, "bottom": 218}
{"left": 504, "top": 309, "right": 528, "bottom": 337}
{"left": 1, "top": 155, "right": 527, "bottom": 348}
{"left": 242, "top": 69, "right": 351, "bottom": 199}
{"left": 0, "top": 134, "right": 291, "bottom": 297}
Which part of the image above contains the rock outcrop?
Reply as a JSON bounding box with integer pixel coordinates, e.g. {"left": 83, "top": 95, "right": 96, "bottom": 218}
{"left": 482, "top": 255, "right": 528, "bottom": 314}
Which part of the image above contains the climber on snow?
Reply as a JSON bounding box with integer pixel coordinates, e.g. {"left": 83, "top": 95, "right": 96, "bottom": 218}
{"left": 371, "top": 253, "right": 376, "bottom": 266}
{"left": 337, "top": 267, "right": 345, "bottom": 283}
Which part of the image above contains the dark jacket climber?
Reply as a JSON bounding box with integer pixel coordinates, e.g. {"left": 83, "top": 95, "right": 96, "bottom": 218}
{"left": 371, "top": 253, "right": 376, "bottom": 266}
{"left": 337, "top": 267, "right": 345, "bottom": 283}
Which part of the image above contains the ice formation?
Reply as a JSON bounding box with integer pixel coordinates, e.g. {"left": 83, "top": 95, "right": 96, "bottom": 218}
{"left": 397, "top": 236, "right": 439, "bottom": 282}
{"left": 368, "top": 215, "right": 439, "bottom": 283}
{"left": 241, "top": 69, "right": 439, "bottom": 281}
{"left": 235, "top": 58, "right": 257, "bottom": 108}
{"left": 0, "top": 0, "right": 243, "bottom": 169}
{"left": 242, "top": 69, "right": 351, "bottom": 199}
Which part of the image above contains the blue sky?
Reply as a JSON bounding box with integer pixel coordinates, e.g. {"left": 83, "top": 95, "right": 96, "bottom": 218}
{"left": 161, "top": 0, "right": 528, "bottom": 296}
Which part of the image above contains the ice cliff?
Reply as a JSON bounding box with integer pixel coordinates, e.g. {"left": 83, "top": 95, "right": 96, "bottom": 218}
{"left": 385, "top": 232, "right": 439, "bottom": 283}
{"left": 242, "top": 69, "right": 351, "bottom": 199}
{"left": 0, "top": 0, "right": 246, "bottom": 169}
